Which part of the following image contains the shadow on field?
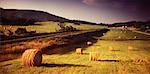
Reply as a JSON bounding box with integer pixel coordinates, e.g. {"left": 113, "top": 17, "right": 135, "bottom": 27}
{"left": 109, "top": 50, "right": 120, "bottom": 51}
{"left": 42, "top": 29, "right": 110, "bottom": 55}
{"left": 97, "top": 59, "right": 120, "bottom": 62}
{"left": 0, "top": 29, "right": 109, "bottom": 62}
{"left": 41, "top": 63, "right": 91, "bottom": 67}
{"left": 82, "top": 52, "right": 90, "bottom": 55}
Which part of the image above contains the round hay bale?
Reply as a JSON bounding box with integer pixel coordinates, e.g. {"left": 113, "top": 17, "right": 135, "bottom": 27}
{"left": 134, "top": 36, "right": 137, "bottom": 39}
{"left": 87, "top": 41, "right": 92, "bottom": 45}
{"left": 103, "top": 33, "right": 106, "bottom": 35}
{"left": 22, "top": 49, "right": 42, "bottom": 67}
{"left": 128, "top": 46, "right": 134, "bottom": 51}
{"left": 89, "top": 52, "right": 99, "bottom": 61}
{"left": 108, "top": 46, "right": 114, "bottom": 51}
{"left": 118, "top": 36, "right": 121, "bottom": 39}
{"left": 76, "top": 48, "right": 83, "bottom": 54}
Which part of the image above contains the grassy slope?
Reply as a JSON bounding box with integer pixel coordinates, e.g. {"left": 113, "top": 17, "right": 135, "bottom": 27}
{"left": 0, "top": 40, "right": 150, "bottom": 74}
{"left": 100, "top": 29, "right": 150, "bottom": 40}
{"left": 0, "top": 21, "right": 61, "bottom": 33}
{"left": 0, "top": 21, "right": 106, "bottom": 34}
{"left": 64, "top": 22, "right": 106, "bottom": 30}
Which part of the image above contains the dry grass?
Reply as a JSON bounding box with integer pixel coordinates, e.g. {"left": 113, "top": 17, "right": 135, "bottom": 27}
{"left": 0, "top": 40, "right": 149, "bottom": 74}
{"left": 100, "top": 29, "right": 150, "bottom": 40}
{"left": 0, "top": 25, "right": 150, "bottom": 74}
{"left": 0, "top": 37, "right": 65, "bottom": 62}
{"left": 0, "top": 54, "right": 20, "bottom": 62}
{"left": 89, "top": 52, "right": 100, "bottom": 61}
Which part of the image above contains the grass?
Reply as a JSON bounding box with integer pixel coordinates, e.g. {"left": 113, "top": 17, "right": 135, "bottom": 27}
{"left": 0, "top": 21, "right": 61, "bottom": 33}
{"left": 64, "top": 22, "right": 107, "bottom": 30}
{"left": 0, "top": 23, "right": 150, "bottom": 74}
{"left": 0, "top": 40, "right": 150, "bottom": 74}
{"left": 0, "top": 21, "right": 106, "bottom": 34}
{"left": 100, "top": 29, "right": 150, "bottom": 40}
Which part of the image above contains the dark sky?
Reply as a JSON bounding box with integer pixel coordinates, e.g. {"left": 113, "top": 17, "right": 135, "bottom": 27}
{"left": 0, "top": 0, "right": 150, "bottom": 23}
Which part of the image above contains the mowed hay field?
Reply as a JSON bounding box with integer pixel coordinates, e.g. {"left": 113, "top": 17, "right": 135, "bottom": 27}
{"left": 0, "top": 40, "right": 150, "bottom": 74}
{"left": 0, "top": 28, "right": 150, "bottom": 74}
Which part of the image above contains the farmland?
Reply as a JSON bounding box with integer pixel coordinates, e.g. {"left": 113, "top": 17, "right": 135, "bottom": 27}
{"left": 0, "top": 21, "right": 106, "bottom": 33}
{"left": 1, "top": 5, "right": 150, "bottom": 74}
{"left": 0, "top": 40, "right": 150, "bottom": 74}
{"left": 0, "top": 27, "right": 150, "bottom": 74}
{"left": 100, "top": 29, "right": 150, "bottom": 40}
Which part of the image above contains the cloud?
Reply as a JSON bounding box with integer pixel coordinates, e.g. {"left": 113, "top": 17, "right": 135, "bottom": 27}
{"left": 82, "top": 0, "right": 150, "bottom": 8}
{"left": 82, "top": 0, "right": 150, "bottom": 20}
{"left": 82, "top": 0, "right": 150, "bottom": 12}
{"left": 82, "top": 0, "right": 97, "bottom": 5}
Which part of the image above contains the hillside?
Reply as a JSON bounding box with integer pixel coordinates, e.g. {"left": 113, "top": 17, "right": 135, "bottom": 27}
{"left": 0, "top": 8, "right": 68, "bottom": 25}
{"left": 100, "top": 29, "right": 150, "bottom": 40}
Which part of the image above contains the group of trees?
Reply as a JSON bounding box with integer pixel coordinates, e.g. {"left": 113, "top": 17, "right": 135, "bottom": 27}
{"left": 57, "top": 22, "right": 79, "bottom": 32}
{"left": 0, "top": 28, "right": 36, "bottom": 37}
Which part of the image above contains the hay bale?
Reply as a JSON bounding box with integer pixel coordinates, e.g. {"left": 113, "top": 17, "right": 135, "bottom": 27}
{"left": 76, "top": 48, "right": 83, "bottom": 54}
{"left": 134, "top": 59, "right": 150, "bottom": 65}
{"left": 103, "top": 33, "right": 106, "bottom": 35}
{"left": 128, "top": 46, "right": 134, "bottom": 51}
{"left": 89, "top": 52, "right": 99, "bottom": 61}
{"left": 87, "top": 41, "right": 92, "bottom": 45}
{"left": 108, "top": 46, "right": 119, "bottom": 51}
{"left": 22, "top": 49, "right": 42, "bottom": 67}
{"left": 108, "top": 46, "right": 114, "bottom": 51}
{"left": 145, "top": 60, "right": 150, "bottom": 64}
{"left": 118, "top": 36, "right": 121, "bottom": 39}
{"left": 134, "top": 36, "right": 137, "bottom": 39}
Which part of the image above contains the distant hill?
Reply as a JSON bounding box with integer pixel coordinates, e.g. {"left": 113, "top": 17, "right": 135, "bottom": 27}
{"left": 1, "top": 8, "right": 149, "bottom": 27}
{"left": 0, "top": 8, "right": 68, "bottom": 25}
{"left": 0, "top": 8, "right": 104, "bottom": 26}
{"left": 66, "top": 20, "right": 97, "bottom": 25}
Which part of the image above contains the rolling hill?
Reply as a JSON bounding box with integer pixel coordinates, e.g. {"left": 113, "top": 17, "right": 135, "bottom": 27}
{"left": 0, "top": 8, "right": 68, "bottom": 25}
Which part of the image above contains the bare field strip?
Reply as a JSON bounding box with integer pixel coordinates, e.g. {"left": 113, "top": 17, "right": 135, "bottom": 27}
{"left": 0, "top": 30, "right": 101, "bottom": 45}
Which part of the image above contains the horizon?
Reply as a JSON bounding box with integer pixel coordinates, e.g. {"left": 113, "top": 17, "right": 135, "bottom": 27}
{"left": 1, "top": 0, "right": 150, "bottom": 24}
